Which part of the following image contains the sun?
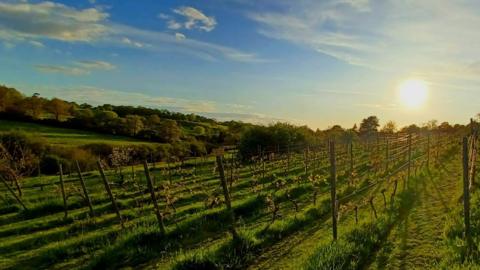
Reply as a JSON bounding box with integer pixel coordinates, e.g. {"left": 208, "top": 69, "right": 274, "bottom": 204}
{"left": 397, "top": 79, "right": 428, "bottom": 109}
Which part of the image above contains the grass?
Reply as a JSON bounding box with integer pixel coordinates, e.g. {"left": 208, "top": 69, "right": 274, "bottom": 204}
{"left": 441, "top": 180, "right": 480, "bottom": 268}
{"left": 0, "top": 119, "right": 156, "bottom": 147}
{"left": 303, "top": 189, "right": 415, "bottom": 270}
{"left": 0, "top": 134, "right": 462, "bottom": 270}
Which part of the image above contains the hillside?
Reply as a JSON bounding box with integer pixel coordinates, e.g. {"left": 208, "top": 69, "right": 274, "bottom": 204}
{"left": 0, "top": 120, "right": 157, "bottom": 147}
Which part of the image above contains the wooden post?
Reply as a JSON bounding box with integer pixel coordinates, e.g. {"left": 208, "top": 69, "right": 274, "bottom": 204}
{"left": 329, "top": 141, "right": 338, "bottom": 241}
{"left": 75, "top": 161, "right": 94, "bottom": 217}
{"left": 0, "top": 176, "right": 27, "bottom": 210}
{"left": 469, "top": 134, "right": 477, "bottom": 190}
{"left": 167, "top": 159, "right": 172, "bottom": 184}
{"left": 58, "top": 163, "right": 68, "bottom": 218}
{"left": 193, "top": 156, "right": 197, "bottom": 177}
{"left": 11, "top": 174, "right": 22, "bottom": 197}
{"left": 462, "top": 137, "right": 472, "bottom": 253}
{"left": 262, "top": 152, "right": 266, "bottom": 179}
{"left": 131, "top": 164, "right": 136, "bottom": 181}
{"left": 304, "top": 147, "right": 309, "bottom": 175}
{"left": 230, "top": 152, "right": 234, "bottom": 188}
{"left": 385, "top": 139, "right": 389, "bottom": 172}
{"left": 216, "top": 155, "right": 238, "bottom": 240}
{"left": 349, "top": 141, "right": 354, "bottom": 175}
{"left": 381, "top": 189, "right": 387, "bottom": 208}
{"left": 391, "top": 180, "right": 398, "bottom": 207}
{"left": 354, "top": 205, "right": 358, "bottom": 224}
{"left": 97, "top": 160, "right": 124, "bottom": 229}
{"left": 286, "top": 144, "right": 291, "bottom": 176}
{"left": 143, "top": 161, "right": 166, "bottom": 234}
{"left": 407, "top": 134, "right": 412, "bottom": 187}
{"left": 427, "top": 134, "right": 430, "bottom": 169}
{"left": 369, "top": 197, "right": 378, "bottom": 219}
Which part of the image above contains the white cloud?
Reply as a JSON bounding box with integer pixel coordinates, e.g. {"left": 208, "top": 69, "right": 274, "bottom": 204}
{"left": 167, "top": 20, "right": 182, "bottom": 30}
{"left": 29, "top": 85, "right": 218, "bottom": 113}
{"left": 113, "top": 24, "right": 268, "bottom": 63}
{"left": 34, "top": 65, "right": 89, "bottom": 76}
{"left": 0, "top": 1, "right": 264, "bottom": 63}
{"left": 175, "top": 32, "right": 186, "bottom": 41}
{"left": 201, "top": 112, "right": 297, "bottom": 126}
{"left": 162, "top": 6, "right": 217, "bottom": 32}
{"left": 158, "top": 13, "right": 170, "bottom": 20}
{"left": 76, "top": 60, "right": 116, "bottom": 70}
{"left": 247, "top": 0, "right": 480, "bottom": 79}
{"left": 121, "top": 37, "right": 144, "bottom": 48}
{"left": 0, "top": 1, "right": 109, "bottom": 42}
{"left": 34, "top": 60, "right": 116, "bottom": 76}
{"left": 28, "top": 40, "right": 45, "bottom": 48}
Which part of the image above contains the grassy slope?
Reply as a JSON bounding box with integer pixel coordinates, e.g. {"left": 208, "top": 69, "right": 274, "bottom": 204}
{"left": 0, "top": 153, "right": 314, "bottom": 269}
{"left": 367, "top": 145, "right": 462, "bottom": 269}
{"left": 0, "top": 119, "right": 155, "bottom": 147}
{"left": 0, "top": 137, "right": 460, "bottom": 270}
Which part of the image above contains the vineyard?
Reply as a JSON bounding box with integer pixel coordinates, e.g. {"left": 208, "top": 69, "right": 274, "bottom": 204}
{"left": 0, "top": 130, "right": 476, "bottom": 269}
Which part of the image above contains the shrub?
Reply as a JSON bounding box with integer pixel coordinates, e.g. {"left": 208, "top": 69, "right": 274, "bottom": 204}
{"left": 81, "top": 143, "right": 114, "bottom": 158}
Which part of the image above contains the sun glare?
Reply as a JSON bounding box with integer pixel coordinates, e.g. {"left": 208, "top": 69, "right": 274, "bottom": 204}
{"left": 397, "top": 79, "right": 428, "bottom": 109}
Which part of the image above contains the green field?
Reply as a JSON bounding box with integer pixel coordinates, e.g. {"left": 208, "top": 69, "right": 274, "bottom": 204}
{"left": 0, "top": 133, "right": 473, "bottom": 269}
{"left": 0, "top": 120, "right": 156, "bottom": 147}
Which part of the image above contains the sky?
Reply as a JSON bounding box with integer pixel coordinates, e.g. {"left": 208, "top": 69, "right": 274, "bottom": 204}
{"left": 0, "top": 0, "right": 479, "bottom": 129}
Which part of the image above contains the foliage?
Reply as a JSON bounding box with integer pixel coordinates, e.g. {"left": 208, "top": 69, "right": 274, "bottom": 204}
{"left": 238, "top": 123, "right": 315, "bottom": 158}
{"left": 359, "top": 116, "right": 380, "bottom": 136}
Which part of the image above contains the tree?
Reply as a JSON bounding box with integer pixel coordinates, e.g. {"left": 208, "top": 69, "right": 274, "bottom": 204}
{"left": 438, "top": 122, "right": 453, "bottom": 133}
{"left": 359, "top": 116, "right": 379, "bottom": 136}
{"left": 352, "top": 123, "right": 358, "bottom": 133}
{"left": 158, "top": 119, "right": 182, "bottom": 143}
{"left": 147, "top": 114, "right": 161, "bottom": 127}
{"left": 74, "top": 108, "right": 95, "bottom": 119}
{"left": 193, "top": 126, "right": 206, "bottom": 136}
{"left": 45, "top": 98, "right": 71, "bottom": 121}
{"left": 125, "top": 115, "right": 144, "bottom": 136}
{"left": 95, "top": 110, "right": 118, "bottom": 127}
{"left": 0, "top": 86, "right": 22, "bottom": 112}
{"left": 401, "top": 124, "right": 420, "bottom": 133}
{"left": 0, "top": 132, "right": 46, "bottom": 196}
{"left": 424, "top": 119, "right": 438, "bottom": 130}
{"left": 325, "top": 125, "right": 345, "bottom": 140}
{"left": 21, "top": 95, "right": 45, "bottom": 119}
{"left": 381, "top": 121, "right": 396, "bottom": 133}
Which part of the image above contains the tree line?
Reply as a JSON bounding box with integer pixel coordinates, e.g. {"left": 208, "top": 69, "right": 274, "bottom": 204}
{"left": 0, "top": 84, "right": 470, "bottom": 178}
{"left": 0, "top": 85, "right": 231, "bottom": 148}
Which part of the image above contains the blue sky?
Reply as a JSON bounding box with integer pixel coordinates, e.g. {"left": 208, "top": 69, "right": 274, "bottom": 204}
{"left": 0, "top": 0, "right": 479, "bottom": 129}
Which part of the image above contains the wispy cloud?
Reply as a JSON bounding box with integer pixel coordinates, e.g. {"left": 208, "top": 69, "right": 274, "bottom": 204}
{"left": 75, "top": 60, "right": 116, "bottom": 70}
{"left": 246, "top": 0, "right": 480, "bottom": 78}
{"left": 355, "top": 103, "right": 398, "bottom": 111}
{"left": 160, "top": 6, "right": 217, "bottom": 32}
{"left": 0, "top": 1, "right": 109, "bottom": 42}
{"left": 0, "top": 1, "right": 265, "bottom": 63}
{"left": 175, "top": 32, "right": 186, "bottom": 41}
{"left": 34, "top": 60, "right": 116, "bottom": 76}
{"left": 26, "top": 85, "right": 217, "bottom": 113}
{"left": 34, "top": 65, "right": 89, "bottom": 76}
{"left": 112, "top": 24, "right": 269, "bottom": 63}
{"left": 201, "top": 112, "right": 289, "bottom": 125}
{"left": 121, "top": 37, "right": 144, "bottom": 48}
{"left": 172, "top": 6, "right": 217, "bottom": 32}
